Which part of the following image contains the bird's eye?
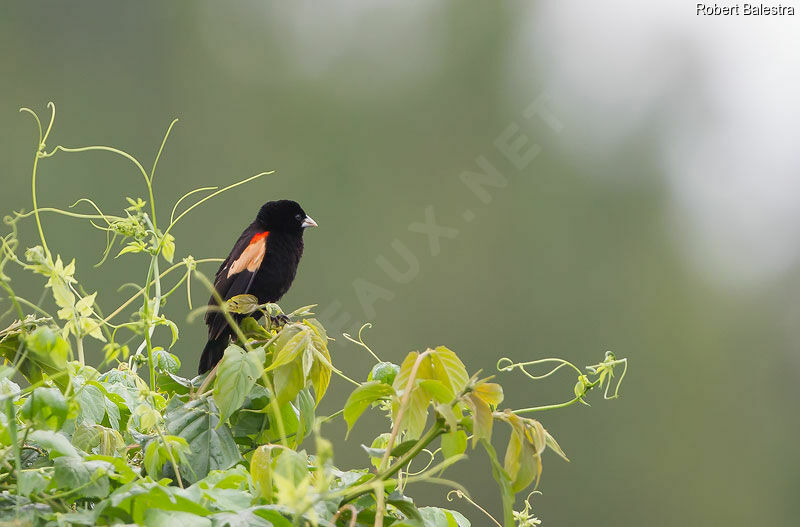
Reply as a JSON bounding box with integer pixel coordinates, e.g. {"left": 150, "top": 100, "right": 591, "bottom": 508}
{"left": 295, "top": 214, "right": 303, "bottom": 221}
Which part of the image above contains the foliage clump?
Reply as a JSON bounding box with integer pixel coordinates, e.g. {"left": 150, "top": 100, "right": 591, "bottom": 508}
{"left": 0, "top": 104, "right": 628, "bottom": 526}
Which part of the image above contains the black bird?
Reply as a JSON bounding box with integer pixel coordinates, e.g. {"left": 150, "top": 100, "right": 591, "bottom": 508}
{"left": 199, "top": 200, "right": 317, "bottom": 374}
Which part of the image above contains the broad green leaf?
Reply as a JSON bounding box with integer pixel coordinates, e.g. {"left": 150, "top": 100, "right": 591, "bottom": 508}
{"left": 250, "top": 445, "right": 274, "bottom": 501}
{"left": 214, "top": 344, "right": 264, "bottom": 423}
{"left": 394, "top": 385, "right": 429, "bottom": 440}
{"left": 344, "top": 381, "right": 395, "bottom": 434}
{"left": 441, "top": 430, "right": 468, "bottom": 460}
{"left": 272, "top": 359, "right": 304, "bottom": 406}
{"left": 143, "top": 509, "right": 211, "bottom": 527}
{"left": 152, "top": 347, "right": 181, "bottom": 373}
{"left": 429, "top": 346, "right": 469, "bottom": 394}
{"left": 74, "top": 383, "right": 106, "bottom": 425}
{"left": 164, "top": 397, "right": 242, "bottom": 483}
{"left": 86, "top": 454, "right": 139, "bottom": 484}
{"left": 18, "top": 470, "right": 49, "bottom": 496}
{"left": 98, "top": 480, "right": 211, "bottom": 524}
{"left": 29, "top": 430, "right": 81, "bottom": 458}
{"left": 265, "top": 326, "right": 310, "bottom": 372}
{"left": 419, "top": 379, "right": 454, "bottom": 403}
{"left": 418, "top": 507, "right": 470, "bottom": 527}
{"left": 504, "top": 424, "right": 540, "bottom": 493}
{"left": 95, "top": 426, "right": 125, "bottom": 456}
{"left": 262, "top": 400, "right": 300, "bottom": 444}
{"left": 393, "top": 352, "right": 433, "bottom": 395}
{"left": 210, "top": 508, "right": 278, "bottom": 527}
{"left": 13, "top": 326, "right": 70, "bottom": 388}
{"left": 53, "top": 457, "right": 112, "bottom": 498}
{"left": 20, "top": 386, "right": 67, "bottom": 430}
{"left": 72, "top": 424, "right": 101, "bottom": 452}
{"left": 251, "top": 507, "right": 294, "bottom": 527}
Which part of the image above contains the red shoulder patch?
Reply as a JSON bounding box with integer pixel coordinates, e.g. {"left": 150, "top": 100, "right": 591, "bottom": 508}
{"left": 249, "top": 231, "right": 269, "bottom": 246}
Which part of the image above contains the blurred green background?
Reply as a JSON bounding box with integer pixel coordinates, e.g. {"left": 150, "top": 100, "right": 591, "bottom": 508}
{"left": 2, "top": 2, "right": 798, "bottom": 525}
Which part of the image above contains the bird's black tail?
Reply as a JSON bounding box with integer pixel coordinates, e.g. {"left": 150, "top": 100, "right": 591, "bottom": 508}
{"left": 199, "top": 335, "right": 229, "bottom": 374}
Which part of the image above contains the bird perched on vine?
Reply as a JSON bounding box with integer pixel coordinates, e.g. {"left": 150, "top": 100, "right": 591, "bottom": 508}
{"left": 199, "top": 200, "right": 317, "bottom": 374}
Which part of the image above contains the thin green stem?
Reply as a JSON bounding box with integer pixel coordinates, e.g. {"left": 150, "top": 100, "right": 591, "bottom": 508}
{"left": 19, "top": 107, "right": 48, "bottom": 257}
{"left": 512, "top": 379, "right": 601, "bottom": 415}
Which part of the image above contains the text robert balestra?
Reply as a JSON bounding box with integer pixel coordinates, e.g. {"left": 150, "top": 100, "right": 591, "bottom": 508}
{"left": 697, "top": 3, "right": 795, "bottom": 14}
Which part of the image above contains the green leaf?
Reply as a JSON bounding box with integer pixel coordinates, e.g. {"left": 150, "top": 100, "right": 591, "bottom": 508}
{"left": 473, "top": 381, "right": 504, "bottom": 407}
{"left": 395, "top": 385, "right": 430, "bottom": 440}
{"left": 157, "top": 371, "right": 201, "bottom": 395}
{"left": 12, "top": 326, "right": 70, "bottom": 388}
{"left": 29, "top": 430, "right": 81, "bottom": 458}
{"left": 74, "top": 383, "right": 106, "bottom": 425}
{"left": 240, "top": 317, "right": 271, "bottom": 339}
{"left": 274, "top": 448, "right": 309, "bottom": 489}
{"left": 72, "top": 424, "right": 101, "bottom": 452}
{"left": 164, "top": 397, "right": 242, "bottom": 483}
{"left": 464, "top": 393, "right": 493, "bottom": 447}
{"left": 504, "top": 423, "right": 539, "bottom": 493}
{"left": 213, "top": 344, "right": 264, "bottom": 423}
{"left": 295, "top": 388, "right": 315, "bottom": 444}
{"left": 160, "top": 233, "right": 176, "bottom": 264}
{"left": 116, "top": 240, "right": 146, "bottom": 257}
{"left": 265, "top": 325, "right": 310, "bottom": 372}
{"left": 272, "top": 360, "right": 304, "bottom": 406}
{"left": 143, "top": 509, "right": 211, "bottom": 527}
{"left": 250, "top": 445, "right": 274, "bottom": 501}
{"left": 18, "top": 470, "right": 49, "bottom": 497}
{"left": 309, "top": 343, "right": 332, "bottom": 404}
{"left": 53, "top": 457, "right": 112, "bottom": 498}
{"left": 545, "top": 429, "right": 569, "bottom": 462}
{"left": 20, "top": 386, "right": 67, "bottom": 430}
{"left": 419, "top": 379, "right": 455, "bottom": 403}
{"left": 418, "top": 507, "right": 470, "bottom": 527}
{"left": 441, "top": 430, "right": 468, "bottom": 460}
{"left": 226, "top": 294, "right": 260, "bottom": 315}
{"left": 429, "top": 346, "right": 469, "bottom": 394}
{"left": 344, "top": 381, "right": 395, "bottom": 434}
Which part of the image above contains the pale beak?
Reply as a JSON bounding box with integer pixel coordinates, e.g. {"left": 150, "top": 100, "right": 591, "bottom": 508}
{"left": 301, "top": 215, "right": 318, "bottom": 228}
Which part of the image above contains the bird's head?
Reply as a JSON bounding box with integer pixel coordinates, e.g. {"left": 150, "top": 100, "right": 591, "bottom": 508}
{"left": 256, "top": 200, "right": 317, "bottom": 234}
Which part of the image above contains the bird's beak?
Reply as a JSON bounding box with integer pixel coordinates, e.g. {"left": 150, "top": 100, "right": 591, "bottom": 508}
{"left": 301, "top": 216, "right": 318, "bottom": 228}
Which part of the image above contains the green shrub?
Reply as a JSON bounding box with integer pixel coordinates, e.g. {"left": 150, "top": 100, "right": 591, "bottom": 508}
{"left": 0, "top": 103, "right": 628, "bottom": 526}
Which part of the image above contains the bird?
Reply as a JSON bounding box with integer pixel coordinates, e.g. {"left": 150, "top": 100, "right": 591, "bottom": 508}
{"left": 199, "top": 200, "right": 317, "bottom": 374}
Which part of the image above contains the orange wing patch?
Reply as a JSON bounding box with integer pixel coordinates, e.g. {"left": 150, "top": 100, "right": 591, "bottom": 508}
{"left": 227, "top": 231, "right": 269, "bottom": 277}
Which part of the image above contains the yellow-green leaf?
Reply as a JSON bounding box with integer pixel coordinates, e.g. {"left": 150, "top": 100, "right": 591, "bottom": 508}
{"left": 250, "top": 445, "right": 274, "bottom": 501}
{"left": 441, "top": 430, "right": 468, "bottom": 459}
{"left": 474, "top": 381, "right": 504, "bottom": 407}
{"left": 344, "top": 381, "right": 395, "bottom": 434}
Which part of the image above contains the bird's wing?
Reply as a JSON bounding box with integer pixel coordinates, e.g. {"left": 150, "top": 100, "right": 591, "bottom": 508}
{"left": 206, "top": 224, "right": 269, "bottom": 339}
